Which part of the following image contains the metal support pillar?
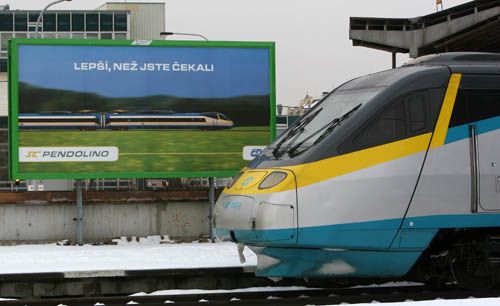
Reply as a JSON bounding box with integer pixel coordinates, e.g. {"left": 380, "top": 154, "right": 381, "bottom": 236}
{"left": 75, "top": 180, "right": 84, "bottom": 245}
{"left": 392, "top": 52, "right": 397, "bottom": 69}
{"left": 208, "top": 177, "right": 215, "bottom": 242}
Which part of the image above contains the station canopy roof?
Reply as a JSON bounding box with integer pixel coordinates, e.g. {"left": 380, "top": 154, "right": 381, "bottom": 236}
{"left": 349, "top": 0, "right": 500, "bottom": 58}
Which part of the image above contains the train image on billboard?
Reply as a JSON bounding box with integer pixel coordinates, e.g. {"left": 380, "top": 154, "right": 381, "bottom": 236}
{"left": 18, "top": 112, "right": 234, "bottom": 130}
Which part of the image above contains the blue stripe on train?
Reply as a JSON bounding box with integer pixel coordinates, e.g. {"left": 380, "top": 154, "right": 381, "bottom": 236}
{"left": 445, "top": 116, "right": 500, "bottom": 144}
{"left": 216, "top": 213, "right": 500, "bottom": 250}
{"left": 251, "top": 246, "right": 422, "bottom": 278}
{"left": 217, "top": 213, "right": 500, "bottom": 277}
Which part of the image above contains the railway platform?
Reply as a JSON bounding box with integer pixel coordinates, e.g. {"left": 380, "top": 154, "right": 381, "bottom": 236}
{"left": 0, "top": 241, "right": 273, "bottom": 298}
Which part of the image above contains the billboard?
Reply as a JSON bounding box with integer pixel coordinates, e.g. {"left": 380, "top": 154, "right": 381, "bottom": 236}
{"left": 9, "top": 39, "right": 275, "bottom": 179}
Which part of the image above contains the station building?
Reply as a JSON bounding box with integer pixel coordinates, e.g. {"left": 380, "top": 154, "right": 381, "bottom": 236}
{"left": 0, "top": 2, "right": 165, "bottom": 179}
{"left": 0, "top": 2, "right": 165, "bottom": 122}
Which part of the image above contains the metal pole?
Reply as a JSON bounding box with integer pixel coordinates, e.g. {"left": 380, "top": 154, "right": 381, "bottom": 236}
{"left": 75, "top": 179, "right": 84, "bottom": 245}
{"left": 160, "top": 31, "right": 209, "bottom": 41}
{"left": 35, "top": 0, "right": 69, "bottom": 38}
{"left": 391, "top": 52, "right": 397, "bottom": 69}
{"left": 208, "top": 177, "right": 215, "bottom": 242}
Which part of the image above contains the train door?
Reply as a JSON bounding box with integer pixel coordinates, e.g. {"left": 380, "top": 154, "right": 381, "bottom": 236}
{"left": 455, "top": 75, "right": 500, "bottom": 212}
{"left": 477, "top": 121, "right": 500, "bottom": 211}
{"left": 215, "top": 113, "right": 221, "bottom": 128}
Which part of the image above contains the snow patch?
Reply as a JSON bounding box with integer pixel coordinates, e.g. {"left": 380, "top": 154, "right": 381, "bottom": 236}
{"left": 337, "top": 298, "right": 500, "bottom": 306}
{"left": 268, "top": 277, "right": 283, "bottom": 283}
{"left": 146, "top": 286, "right": 319, "bottom": 296}
{"left": 317, "top": 259, "right": 356, "bottom": 275}
{"left": 256, "top": 254, "right": 281, "bottom": 270}
{"left": 0, "top": 242, "right": 256, "bottom": 274}
{"left": 351, "top": 281, "right": 423, "bottom": 289}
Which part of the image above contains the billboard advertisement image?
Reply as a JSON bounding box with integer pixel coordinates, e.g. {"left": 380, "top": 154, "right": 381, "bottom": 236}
{"left": 9, "top": 39, "right": 275, "bottom": 179}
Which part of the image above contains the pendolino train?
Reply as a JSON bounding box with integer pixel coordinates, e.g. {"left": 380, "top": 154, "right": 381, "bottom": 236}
{"left": 214, "top": 53, "right": 500, "bottom": 289}
{"left": 18, "top": 111, "right": 234, "bottom": 130}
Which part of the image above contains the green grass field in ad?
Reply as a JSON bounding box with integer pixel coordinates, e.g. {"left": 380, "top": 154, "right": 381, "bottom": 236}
{"left": 19, "top": 127, "right": 269, "bottom": 174}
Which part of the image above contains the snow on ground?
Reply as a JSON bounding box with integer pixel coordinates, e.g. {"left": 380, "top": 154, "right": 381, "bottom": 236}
{"left": 132, "top": 286, "right": 320, "bottom": 296}
{"left": 0, "top": 239, "right": 499, "bottom": 305}
{"left": 133, "top": 288, "right": 500, "bottom": 305}
{"left": 334, "top": 298, "right": 500, "bottom": 306}
{"left": 0, "top": 240, "right": 256, "bottom": 274}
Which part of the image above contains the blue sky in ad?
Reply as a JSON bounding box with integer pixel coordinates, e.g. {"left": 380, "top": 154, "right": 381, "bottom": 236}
{"left": 18, "top": 45, "right": 270, "bottom": 99}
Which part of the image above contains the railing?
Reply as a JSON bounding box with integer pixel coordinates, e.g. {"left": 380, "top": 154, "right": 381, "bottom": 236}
{"left": 0, "top": 180, "right": 27, "bottom": 192}
{"left": 0, "top": 177, "right": 230, "bottom": 192}
{"left": 350, "top": 0, "right": 500, "bottom": 31}
{"left": 89, "top": 178, "right": 138, "bottom": 191}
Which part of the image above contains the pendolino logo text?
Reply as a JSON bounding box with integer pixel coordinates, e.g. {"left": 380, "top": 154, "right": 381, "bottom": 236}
{"left": 19, "top": 147, "right": 119, "bottom": 163}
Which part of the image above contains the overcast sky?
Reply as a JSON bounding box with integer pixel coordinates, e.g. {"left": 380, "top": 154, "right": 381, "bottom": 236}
{"left": 8, "top": 0, "right": 470, "bottom": 106}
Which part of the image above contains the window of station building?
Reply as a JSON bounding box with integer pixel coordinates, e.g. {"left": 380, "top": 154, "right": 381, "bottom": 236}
{"left": 0, "top": 58, "right": 6, "bottom": 72}
{"left": 14, "top": 13, "right": 27, "bottom": 31}
{"left": 42, "top": 13, "right": 56, "bottom": 32}
{"left": 100, "top": 33, "right": 112, "bottom": 39}
{"left": 72, "top": 13, "right": 84, "bottom": 31}
{"left": 85, "top": 13, "right": 98, "bottom": 31}
{"left": 86, "top": 33, "right": 98, "bottom": 39}
{"left": 28, "top": 13, "right": 38, "bottom": 23}
{"left": 57, "top": 33, "right": 71, "bottom": 39}
{"left": 28, "top": 12, "right": 38, "bottom": 31}
{"left": 57, "top": 13, "right": 70, "bottom": 32}
{"left": 43, "top": 33, "right": 56, "bottom": 39}
{"left": 114, "top": 13, "right": 127, "bottom": 31}
{"left": 100, "top": 13, "right": 113, "bottom": 31}
{"left": 0, "top": 13, "right": 13, "bottom": 31}
{"left": 1, "top": 33, "right": 12, "bottom": 52}
{"left": 114, "top": 33, "right": 127, "bottom": 40}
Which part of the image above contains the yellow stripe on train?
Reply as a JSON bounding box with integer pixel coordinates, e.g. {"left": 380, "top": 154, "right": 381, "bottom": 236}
{"left": 224, "top": 73, "right": 462, "bottom": 196}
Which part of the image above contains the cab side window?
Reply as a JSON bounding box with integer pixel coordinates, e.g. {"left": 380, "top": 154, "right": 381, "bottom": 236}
{"left": 340, "top": 91, "right": 432, "bottom": 153}
{"left": 449, "top": 75, "right": 500, "bottom": 127}
{"left": 353, "top": 100, "right": 407, "bottom": 149}
{"left": 408, "top": 93, "right": 428, "bottom": 133}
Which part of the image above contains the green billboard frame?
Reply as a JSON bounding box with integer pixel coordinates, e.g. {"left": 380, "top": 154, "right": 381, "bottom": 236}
{"left": 8, "top": 38, "right": 276, "bottom": 180}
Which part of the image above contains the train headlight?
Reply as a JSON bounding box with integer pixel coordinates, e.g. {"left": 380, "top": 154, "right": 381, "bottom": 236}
{"left": 227, "top": 172, "right": 244, "bottom": 189}
{"left": 259, "top": 172, "right": 288, "bottom": 189}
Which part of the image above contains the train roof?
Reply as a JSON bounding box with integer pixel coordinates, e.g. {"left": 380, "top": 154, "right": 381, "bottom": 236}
{"left": 339, "top": 52, "right": 500, "bottom": 93}
{"left": 403, "top": 52, "right": 500, "bottom": 74}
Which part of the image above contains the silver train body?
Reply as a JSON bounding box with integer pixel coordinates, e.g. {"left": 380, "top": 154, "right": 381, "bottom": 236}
{"left": 214, "top": 53, "right": 500, "bottom": 289}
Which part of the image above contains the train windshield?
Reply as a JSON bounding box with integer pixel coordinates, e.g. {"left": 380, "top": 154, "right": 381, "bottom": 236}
{"left": 219, "top": 113, "right": 230, "bottom": 121}
{"left": 271, "top": 87, "right": 383, "bottom": 157}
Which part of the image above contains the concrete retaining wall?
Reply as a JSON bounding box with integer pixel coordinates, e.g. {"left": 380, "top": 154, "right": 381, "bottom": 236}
{"left": 0, "top": 201, "right": 210, "bottom": 243}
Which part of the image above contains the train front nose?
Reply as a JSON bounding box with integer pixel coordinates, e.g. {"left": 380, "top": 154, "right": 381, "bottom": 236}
{"left": 214, "top": 169, "right": 298, "bottom": 245}
{"left": 214, "top": 193, "right": 257, "bottom": 242}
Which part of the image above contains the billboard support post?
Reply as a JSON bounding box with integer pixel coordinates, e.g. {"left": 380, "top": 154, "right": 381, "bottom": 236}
{"left": 208, "top": 177, "right": 215, "bottom": 242}
{"left": 75, "top": 179, "right": 84, "bottom": 245}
